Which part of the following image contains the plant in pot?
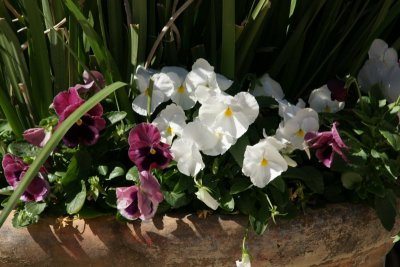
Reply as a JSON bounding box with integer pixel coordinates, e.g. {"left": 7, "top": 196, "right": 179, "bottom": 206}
{"left": 0, "top": 0, "right": 400, "bottom": 266}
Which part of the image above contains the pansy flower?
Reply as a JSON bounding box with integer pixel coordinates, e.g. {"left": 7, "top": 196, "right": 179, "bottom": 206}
{"left": 242, "top": 137, "right": 288, "bottom": 188}
{"left": 308, "top": 85, "right": 345, "bottom": 113}
{"left": 2, "top": 154, "right": 49, "bottom": 202}
{"left": 132, "top": 66, "right": 169, "bottom": 116}
{"left": 304, "top": 122, "right": 348, "bottom": 168}
{"left": 53, "top": 87, "right": 106, "bottom": 148}
{"left": 128, "top": 123, "right": 173, "bottom": 171}
{"left": 198, "top": 92, "right": 259, "bottom": 139}
{"left": 152, "top": 104, "right": 187, "bottom": 145}
{"left": 160, "top": 66, "right": 196, "bottom": 110}
{"left": 116, "top": 171, "right": 163, "bottom": 221}
{"left": 23, "top": 127, "right": 51, "bottom": 148}
{"left": 170, "top": 137, "right": 204, "bottom": 177}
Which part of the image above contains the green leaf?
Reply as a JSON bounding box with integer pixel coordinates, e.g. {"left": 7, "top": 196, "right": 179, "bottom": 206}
{"left": 7, "top": 142, "right": 39, "bottom": 158}
{"left": 0, "top": 186, "right": 13, "bottom": 195}
{"left": 229, "top": 134, "right": 250, "bottom": 167}
{"left": 249, "top": 211, "right": 269, "bottom": 235}
{"left": 62, "top": 150, "right": 91, "bottom": 187}
{"left": 230, "top": 176, "right": 253, "bottom": 194}
{"left": 375, "top": 190, "right": 397, "bottom": 231}
{"left": 97, "top": 165, "right": 108, "bottom": 176}
{"left": 66, "top": 180, "right": 87, "bottom": 215}
{"left": 379, "top": 130, "right": 400, "bottom": 151}
{"left": 108, "top": 166, "right": 125, "bottom": 180}
{"left": 341, "top": 172, "right": 363, "bottom": 189}
{"left": 220, "top": 190, "right": 235, "bottom": 212}
{"left": 24, "top": 202, "right": 46, "bottom": 216}
{"left": 282, "top": 166, "right": 324, "bottom": 194}
{"left": 270, "top": 176, "right": 285, "bottom": 192}
{"left": 163, "top": 191, "right": 189, "bottom": 209}
{"left": 12, "top": 209, "right": 39, "bottom": 228}
{"left": 105, "top": 111, "right": 127, "bottom": 125}
{"left": 0, "top": 82, "right": 126, "bottom": 227}
{"left": 126, "top": 166, "right": 140, "bottom": 182}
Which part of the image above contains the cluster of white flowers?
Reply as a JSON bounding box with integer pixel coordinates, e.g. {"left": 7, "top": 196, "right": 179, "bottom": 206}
{"left": 358, "top": 39, "right": 400, "bottom": 103}
{"left": 132, "top": 58, "right": 259, "bottom": 209}
{"left": 131, "top": 58, "right": 348, "bottom": 207}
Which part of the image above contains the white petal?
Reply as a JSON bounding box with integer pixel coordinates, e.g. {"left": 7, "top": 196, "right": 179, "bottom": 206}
{"left": 195, "top": 187, "right": 219, "bottom": 210}
{"left": 181, "top": 120, "right": 218, "bottom": 151}
{"left": 153, "top": 73, "right": 175, "bottom": 98}
{"left": 161, "top": 66, "right": 188, "bottom": 81}
{"left": 369, "top": 39, "right": 388, "bottom": 60}
{"left": 216, "top": 73, "right": 233, "bottom": 91}
{"left": 253, "top": 73, "right": 284, "bottom": 100}
{"left": 135, "top": 66, "right": 156, "bottom": 92}
{"left": 132, "top": 91, "right": 165, "bottom": 116}
{"left": 171, "top": 138, "right": 204, "bottom": 177}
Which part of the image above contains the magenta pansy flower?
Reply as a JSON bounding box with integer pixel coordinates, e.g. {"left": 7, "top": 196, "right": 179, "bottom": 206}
{"left": 78, "top": 70, "right": 106, "bottom": 94}
{"left": 53, "top": 87, "right": 106, "bottom": 148}
{"left": 116, "top": 171, "right": 163, "bottom": 220}
{"left": 128, "top": 123, "right": 173, "bottom": 171}
{"left": 23, "top": 127, "right": 51, "bottom": 148}
{"left": 2, "top": 154, "right": 49, "bottom": 202}
{"left": 305, "top": 122, "right": 348, "bottom": 168}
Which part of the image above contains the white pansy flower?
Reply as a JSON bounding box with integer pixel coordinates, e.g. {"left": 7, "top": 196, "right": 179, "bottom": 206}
{"left": 132, "top": 66, "right": 167, "bottom": 116}
{"left": 242, "top": 137, "right": 288, "bottom": 188}
{"left": 253, "top": 73, "right": 284, "bottom": 100}
{"left": 185, "top": 58, "right": 233, "bottom": 104}
{"left": 171, "top": 138, "right": 204, "bottom": 177}
{"left": 276, "top": 108, "right": 319, "bottom": 150}
{"left": 182, "top": 120, "right": 237, "bottom": 156}
{"left": 160, "top": 66, "right": 197, "bottom": 110}
{"left": 358, "top": 39, "right": 400, "bottom": 102}
{"left": 152, "top": 104, "right": 187, "bottom": 144}
{"left": 278, "top": 98, "right": 306, "bottom": 122}
{"left": 308, "top": 85, "right": 345, "bottom": 113}
{"left": 195, "top": 187, "right": 219, "bottom": 210}
{"left": 199, "top": 92, "right": 259, "bottom": 139}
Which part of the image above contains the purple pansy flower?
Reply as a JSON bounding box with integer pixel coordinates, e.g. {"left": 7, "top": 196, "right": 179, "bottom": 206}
{"left": 305, "top": 122, "right": 348, "bottom": 168}
{"left": 2, "top": 154, "right": 49, "bottom": 202}
{"left": 116, "top": 171, "right": 163, "bottom": 220}
{"left": 128, "top": 123, "right": 173, "bottom": 171}
{"left": 53, "top": 87, "right": 106, "bottom": 148}
{"left": 23, "top": 127, "right": 51, "bottom": 148}
{"left": 327, "top": 79, "right": 347, "bottom": 102}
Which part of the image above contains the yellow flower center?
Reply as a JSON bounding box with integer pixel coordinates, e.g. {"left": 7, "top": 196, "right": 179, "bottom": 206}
{"left": 149, "top": 148, "right": 156, "bottom": 155}
{"left": 224, "top": 107, "right": 233, "bottom": 117}
{"left": 260, "top": 158, "right": 269, "bottom": 167}
{"left": 166, "top": 126, "right": 173, "bottom": 136}
{"left": 76, "top": 119, "right": 83, "bottom": 126}
{"left": 295, "top": 129, "right": 305, "bottom": 137}
{"left": 177, "top": 85, "right": 185, "bottom": 94}
{"left": 324, "top": 105, "right": 331, "bottom": 113}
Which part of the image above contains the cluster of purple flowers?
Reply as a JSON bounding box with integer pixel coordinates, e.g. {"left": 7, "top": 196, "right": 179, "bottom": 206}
{"left": 116, "top": 123, "right": 173, "bottom": 220}
{"left": 2, "top": 71, "right": 106, "bottom": 203}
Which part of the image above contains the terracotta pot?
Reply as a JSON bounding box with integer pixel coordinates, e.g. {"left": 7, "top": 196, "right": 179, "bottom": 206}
{"left": 0, "top": 203, "right": 398, "bottom": 267}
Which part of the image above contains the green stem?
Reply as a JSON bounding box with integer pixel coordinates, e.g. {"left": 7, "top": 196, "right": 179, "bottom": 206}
{"left": 220, "top": 0, "right": 235, "bottom": 79}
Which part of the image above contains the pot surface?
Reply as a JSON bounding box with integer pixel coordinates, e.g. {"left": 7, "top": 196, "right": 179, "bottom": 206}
{"left": 0, "top": 203, "right": 398, "bottom": 267}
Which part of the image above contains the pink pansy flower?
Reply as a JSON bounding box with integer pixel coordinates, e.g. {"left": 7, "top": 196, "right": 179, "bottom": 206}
{"left": 2, "top": 154, "right": 49, "bottom": 202}
{"left": 116, "top": 171, "right": 163, "bottom": 220}
{"left": 23, "top": 128, "right": 51, "bottom": 148}
{"left": 304, "top": 122, "right": 348, "bottom": 168}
